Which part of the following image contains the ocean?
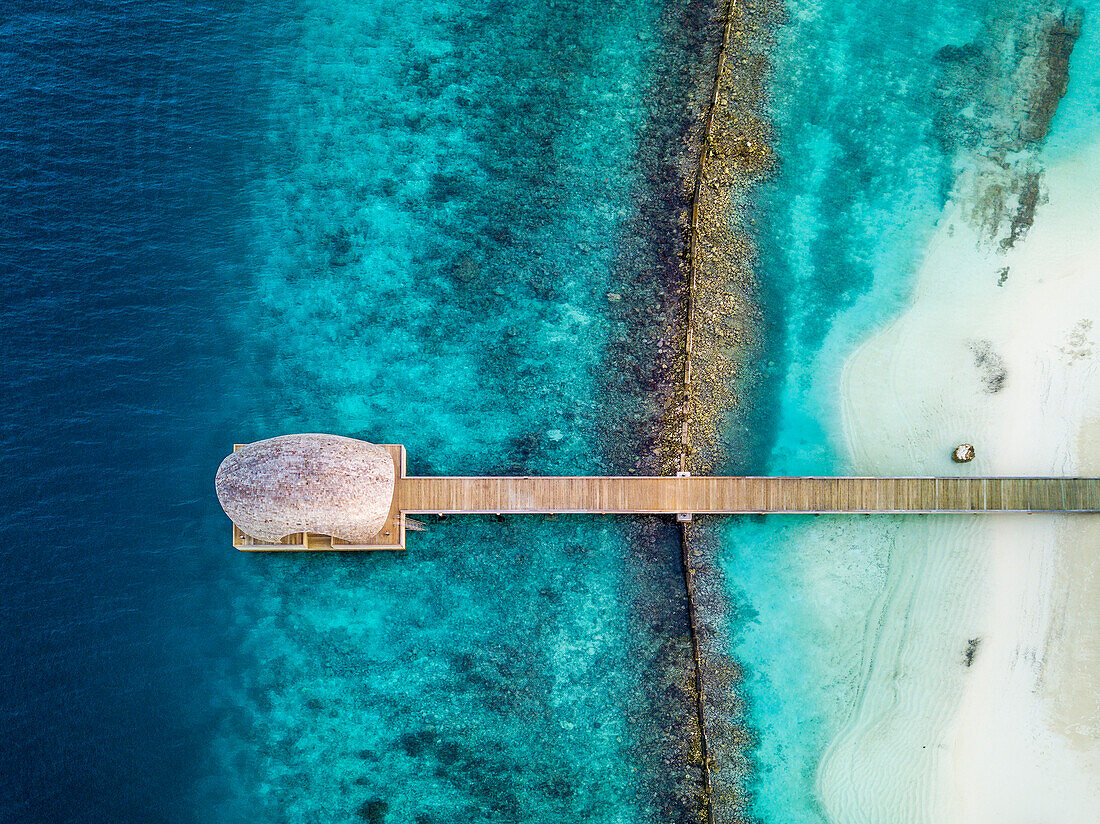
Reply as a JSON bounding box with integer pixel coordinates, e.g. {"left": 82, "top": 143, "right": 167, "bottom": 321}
{"left": 3, "top": 0, "right": 1097, "bottom": 822}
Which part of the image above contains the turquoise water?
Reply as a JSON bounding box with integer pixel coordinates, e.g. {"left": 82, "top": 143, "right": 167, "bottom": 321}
{"left": 240, "top": 0, "right": 644, "bottom": 467}
{"left": 205, "top": 521, "right": 648, "bottom": 821}
{"left": 753, "top": 0, "right": 985, "bottom": 475}
{"left": 202, "top": 1, "right": 720, "bottom": 821}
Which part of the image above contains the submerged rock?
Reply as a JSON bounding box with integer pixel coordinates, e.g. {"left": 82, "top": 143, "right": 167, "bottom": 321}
{"left": 1001, "top": 172, "right": 1042, "bottom": 250}
{"left": 357, "top": 799, "right": 389, "bottom": 824}
{"left": 964, "top": 637, "right": 982, "bottom": 666}
{"left": 215, "top": 434, "right": 395, "bottom": 542}
{"left": 952, "top": 443, "right": 976, "bottom": 463}
{"left": 969, "top": 339, "right": 1007, "bottom": 393}
{"left": 1021, "top": 11, "right": 1082, "bottom": 144}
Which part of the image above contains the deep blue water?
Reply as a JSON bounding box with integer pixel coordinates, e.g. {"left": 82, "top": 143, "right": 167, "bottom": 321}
{"left": 1, "top": 1, "right": 273, "bottom": 819}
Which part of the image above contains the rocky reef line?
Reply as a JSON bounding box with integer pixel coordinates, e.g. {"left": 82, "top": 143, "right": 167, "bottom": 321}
{"left": 594, "top": 2, "right": 737, "bottom": 820}
{"left": 592, "top": 0, "right": 785, "bottom": 819}
{"left": 595, "top": 0, "right": 787, "bottom": 820}
{"left": 676, "top": 1, "right": 785, "bottom": 822}
{"left": 680, "top": 0, "right": 780, "bottom": 475}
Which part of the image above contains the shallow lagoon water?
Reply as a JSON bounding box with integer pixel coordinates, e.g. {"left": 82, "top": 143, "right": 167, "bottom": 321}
{"left": 723, "top": 0, "right": 1099, "bottom": 821}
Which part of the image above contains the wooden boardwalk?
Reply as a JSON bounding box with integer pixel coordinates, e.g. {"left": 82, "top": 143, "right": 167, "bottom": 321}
{"left": 232, "top": 446, "right": 1100, "bottom": 551}
{"left": 398, "top": 475, "right": 1100, "bottom": 515}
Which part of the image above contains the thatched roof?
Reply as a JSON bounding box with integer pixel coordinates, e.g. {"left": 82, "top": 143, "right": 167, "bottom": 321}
{"left": 215, "top": 434, "right": 395, "bottom": 543}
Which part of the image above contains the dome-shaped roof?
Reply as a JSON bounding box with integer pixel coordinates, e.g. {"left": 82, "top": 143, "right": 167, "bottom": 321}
{"left": 215, "top": 434, "right": 395, "bottom": 543}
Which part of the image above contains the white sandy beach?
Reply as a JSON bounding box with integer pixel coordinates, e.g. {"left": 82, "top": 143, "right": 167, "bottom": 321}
{"left": 822, "top": 143, "right": 1100, "bottom": 822}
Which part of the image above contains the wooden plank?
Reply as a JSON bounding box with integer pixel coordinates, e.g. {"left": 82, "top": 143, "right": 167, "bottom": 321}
{"left": 1066, "top": 478, "right": 1095, "bottom": 511}
{"left": 986, "top": 477, "right": 1003, "bottom": 510}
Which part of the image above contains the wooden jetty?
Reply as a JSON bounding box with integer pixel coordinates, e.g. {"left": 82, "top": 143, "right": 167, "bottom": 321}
{"left": 231, "top": 445, "right": 1100, "bottom": 551}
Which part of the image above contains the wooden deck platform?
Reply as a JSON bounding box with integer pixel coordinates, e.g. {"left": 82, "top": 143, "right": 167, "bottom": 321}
{"left": 232, "top": 445, "right": 1100, "bottom": 551}
{"left": 231, "top": 444, "right": 407, "bottom": 552}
